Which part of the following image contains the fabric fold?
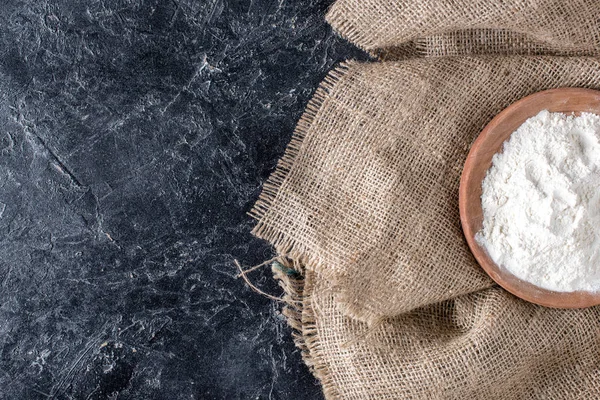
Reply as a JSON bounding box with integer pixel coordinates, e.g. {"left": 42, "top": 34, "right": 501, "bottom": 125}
{"left": 277, "top": 267, "right": 600, "bottom": 400}
{"left": 326, "top": 0, "right": 600, "bottom": 58}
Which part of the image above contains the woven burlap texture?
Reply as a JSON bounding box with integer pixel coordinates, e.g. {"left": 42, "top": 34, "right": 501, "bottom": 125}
{"left": 253, "top": 56, "right": 600, "bottom": 324}
{"left": 250, "top": 1, "right": 600, "bottom": 399}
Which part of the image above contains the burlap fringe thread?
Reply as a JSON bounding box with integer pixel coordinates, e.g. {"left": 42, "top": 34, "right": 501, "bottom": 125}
{"left": 267, "top": 258, "right": 384, "bottom": 400}
{"left": 236, "top": 253, "right": 382, "bottom": 400}
{"left": 238, "top": 59, "right": 356, "bottom": 396}
{"left": 248, "top": 62, "right": 354, "bottom": 277}
{"left": 272, "top": 259, "right": 343, "bottom": 400}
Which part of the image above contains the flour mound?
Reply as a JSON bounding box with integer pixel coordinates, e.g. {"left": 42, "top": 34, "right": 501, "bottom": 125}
{"left": 477, "top": 110, "right": 600, "bottom": 292}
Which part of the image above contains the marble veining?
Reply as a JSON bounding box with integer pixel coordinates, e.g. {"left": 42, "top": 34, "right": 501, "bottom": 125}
{"left": 0, "top": 0, "right": 366, "bottom": 398}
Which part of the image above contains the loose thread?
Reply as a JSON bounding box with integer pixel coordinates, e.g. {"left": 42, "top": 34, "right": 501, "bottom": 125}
{"left": 235, "top": 256, "right": 280, "bottom": 278}
{"left": 340, "top": 318, "right": 386, "bottom": 349}
{"left": 234, "top": 259, "right": 302, "bottom": 305}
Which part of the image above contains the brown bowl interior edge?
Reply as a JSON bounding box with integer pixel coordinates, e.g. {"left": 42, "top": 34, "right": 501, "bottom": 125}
{"left": 459, "top": 88, "right": 600, "bottom": 309}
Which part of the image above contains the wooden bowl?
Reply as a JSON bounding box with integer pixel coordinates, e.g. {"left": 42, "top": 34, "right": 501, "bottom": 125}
{"left": 459, "top": 87, "right": 600, "bottom": 308}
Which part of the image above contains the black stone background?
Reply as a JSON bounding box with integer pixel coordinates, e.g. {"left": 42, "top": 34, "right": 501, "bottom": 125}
{"left": 0, "top": 0, "right": 367, "bottom": 399}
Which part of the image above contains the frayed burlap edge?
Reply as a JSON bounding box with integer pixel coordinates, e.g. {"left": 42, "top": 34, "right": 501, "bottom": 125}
{"left": 324, "top": 3, "right": 379, "bottom": 58}
{"left": 273, "top": 260, "right": 340, "bottom": 400}
{"left": 249, "top": 62, "right": 355, "bottom": 278}
{"left": 249, "top": 62, "right": 353, "bottom": 397}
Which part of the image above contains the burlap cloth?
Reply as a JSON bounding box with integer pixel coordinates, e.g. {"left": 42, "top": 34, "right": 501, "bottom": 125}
{"left": 251, "top": 1, "right": 600, "bottom": 398}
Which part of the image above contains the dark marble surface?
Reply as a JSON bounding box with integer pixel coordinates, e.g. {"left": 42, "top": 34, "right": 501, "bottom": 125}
{"left": 0, "top": 0, "right": 366, "bottom": 399}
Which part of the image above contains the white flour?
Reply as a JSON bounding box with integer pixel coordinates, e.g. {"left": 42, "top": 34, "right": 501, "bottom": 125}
{"left": 476, "top": 110, "right": 600, "bottom": 292}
